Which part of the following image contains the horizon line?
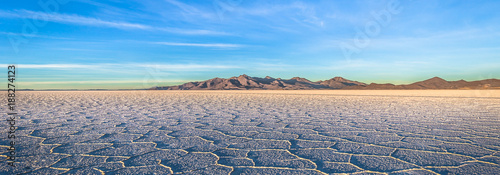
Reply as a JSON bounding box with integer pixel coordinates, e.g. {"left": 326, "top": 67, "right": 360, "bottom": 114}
{"left": 5, "top": 75, "right": 499, "bottom": 90}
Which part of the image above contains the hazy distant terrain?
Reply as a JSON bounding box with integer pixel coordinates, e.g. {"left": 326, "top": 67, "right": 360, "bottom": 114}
{"left": 1, "top": 90, "right": 499, "bottom": 174}
{"left": 151, "top": 75, "right": 500, "bottom": 90}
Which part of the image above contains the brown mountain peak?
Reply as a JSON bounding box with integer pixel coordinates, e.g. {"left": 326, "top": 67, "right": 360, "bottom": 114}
{"left": 332, "top": 77, "right": 347, "bottom": 81}
{"left": 238, "top": 74, "right": 250, "bottom": 78}
{"left": 291, "top": 77, "right": 311, "bottom": 82}
{"left": 407, "top": 77, "right": 451, "bottom": 89}
{"left": 425, "top": 77, "right": 447, "bottom": 82}
{"left": 150, "top": 75, "right": 499, "bottom": 90}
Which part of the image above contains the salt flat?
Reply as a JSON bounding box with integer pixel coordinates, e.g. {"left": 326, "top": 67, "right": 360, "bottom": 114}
{"left": 1, "top": 90, "right": 499, "bottom": 174}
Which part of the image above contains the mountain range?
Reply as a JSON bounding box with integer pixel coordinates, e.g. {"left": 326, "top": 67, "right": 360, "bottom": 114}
{"left": 150, "top": 75, "right": 500, "bottom": 90}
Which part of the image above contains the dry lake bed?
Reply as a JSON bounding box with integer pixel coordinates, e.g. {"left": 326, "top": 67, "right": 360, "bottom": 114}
{"left": 1, "top": 90, "right": 500, "bottom": 175}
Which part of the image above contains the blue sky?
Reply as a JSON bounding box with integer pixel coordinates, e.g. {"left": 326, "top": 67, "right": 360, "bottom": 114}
{"left": 1, "top": 0, "right": 499, "bottom": 89}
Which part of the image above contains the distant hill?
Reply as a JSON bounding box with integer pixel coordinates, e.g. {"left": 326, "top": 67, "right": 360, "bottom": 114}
{"left": 150, "top": 75, "right": 500, "bottom": 90}
{"left": 346, "top": 77, "right": 500, "bottom": 90}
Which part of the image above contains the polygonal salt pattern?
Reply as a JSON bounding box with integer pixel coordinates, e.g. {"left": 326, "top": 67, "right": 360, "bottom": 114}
{"left": 0, "top": 91, "right": 499, "bottom": 174}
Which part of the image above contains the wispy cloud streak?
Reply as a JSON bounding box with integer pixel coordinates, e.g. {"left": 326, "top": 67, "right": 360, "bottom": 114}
{"left": 152, "top": 42, "right": 243, "bottom": 48}
{"left": 9, "top": 10, "right": 149, "bottom": 29}
{"left": 19, "top": 80, "right": 195, "bottom": 84}
{"left": 164, "top": 0, "right": 200, "bottom": 15}
{"left": 3, "top": 64, "right": 98, "bottom": 69}
{"left": 0, "top": 32, "right": 72, "bottom": 40}
{"left": 0, "top": 63, "right": 239, "bottom": 71}
{"left": 0, "top": 10, "right": 225, "bottom": 35}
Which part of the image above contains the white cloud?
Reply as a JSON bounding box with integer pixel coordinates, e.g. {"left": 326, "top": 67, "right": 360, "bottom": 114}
{"left": 0, "top": 10, "right": 226, "bottom": 35}
{"left": 138, "top": 63, "right": 238, "bottom": 70}
{"left": 0, "top": 64, "right": 98, "bottom": 69}
{"left": 164, "top": 0, "right": 200, "bottom": 15}
{"left": 157, "top": 28, "right": 230, "bottom": 35}
{"left": 16, "top": 9, "right": 150, "bottom": 29}
{"left": 163, "top": 0, "right": 216, "bottom": 20}
{"left": 0, "top": 32, "right": 72, "bottom": 40}
{"left": 18, "top": 80, "right": 193, "bottom": 85}
{"left": 0, "top": 63, "right": 239, "bottom": 71}
{"left": 151, "top": 42, "right": 243, "bottom": 48}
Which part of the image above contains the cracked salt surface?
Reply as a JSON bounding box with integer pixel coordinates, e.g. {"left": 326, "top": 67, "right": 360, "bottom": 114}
{"left": 1, "top": 90, "right": 499, "bottom": 174}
